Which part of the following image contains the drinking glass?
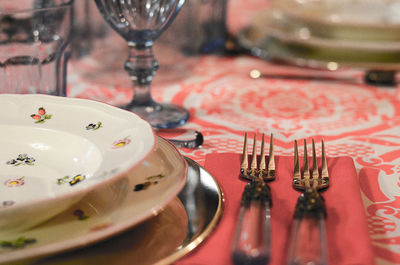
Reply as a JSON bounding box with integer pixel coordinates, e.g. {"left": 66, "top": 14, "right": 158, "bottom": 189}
{"left": 0, "top": 0, "right": 73, "bottom": 96}
{"left": 94, "top": 0, "right": 189, "bottom": 128}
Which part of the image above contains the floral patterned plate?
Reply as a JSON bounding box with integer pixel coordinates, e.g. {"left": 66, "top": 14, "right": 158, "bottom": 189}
{"left": 0, "top": 136, "right": 187, "bottom": 264}
{"left": 0, "top": 94, "right": 156, "bottom": 233}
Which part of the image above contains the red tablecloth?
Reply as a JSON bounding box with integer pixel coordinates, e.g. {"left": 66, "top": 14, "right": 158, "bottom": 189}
{"left": 69, "top": 53, "right": 400, "bottom": 264}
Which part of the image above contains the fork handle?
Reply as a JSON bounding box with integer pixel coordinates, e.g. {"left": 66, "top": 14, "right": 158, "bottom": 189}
{"left": 287, "top": 190, "right": 328, "bottom": 265}
{"left": 231, "top": 180, "right": 272, "bottom": 265}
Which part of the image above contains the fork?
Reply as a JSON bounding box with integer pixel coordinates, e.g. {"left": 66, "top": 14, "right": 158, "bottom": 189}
{"left": 231, "top": 132, "right": 275, "bottom": 265}
{"left": 287, "top": 139, "right": 329, "bottom": 265}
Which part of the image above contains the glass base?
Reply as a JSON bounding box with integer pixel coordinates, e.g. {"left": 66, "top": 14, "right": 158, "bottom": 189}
{"left": 123, "top": 102, "right": 190, "bottom": 129}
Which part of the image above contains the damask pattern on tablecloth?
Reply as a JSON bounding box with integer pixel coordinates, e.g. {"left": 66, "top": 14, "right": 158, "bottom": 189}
{"left": 69, "top": 54, "right": 400, "bottom": 264}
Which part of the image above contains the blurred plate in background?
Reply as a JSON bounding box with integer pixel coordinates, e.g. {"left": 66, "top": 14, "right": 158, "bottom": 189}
{"left": 237, "top": 0, "right": 400, "bottom": 70}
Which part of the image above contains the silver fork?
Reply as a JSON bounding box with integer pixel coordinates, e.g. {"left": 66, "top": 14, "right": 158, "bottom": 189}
{"left": 231, "top": 132, "right": 275, "bottom": 265}
{"left": 287, "top": 139, "right": 329, "bottom": 265}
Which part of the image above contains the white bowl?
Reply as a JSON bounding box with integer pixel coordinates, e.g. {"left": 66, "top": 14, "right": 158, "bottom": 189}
{"left": 0, "top": 94, "right": 155, "bottom": 233}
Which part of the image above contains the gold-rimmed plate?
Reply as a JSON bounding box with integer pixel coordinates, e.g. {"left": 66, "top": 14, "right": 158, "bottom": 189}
{"left": 0, "top": 136, "right": 187, "bottom": 264}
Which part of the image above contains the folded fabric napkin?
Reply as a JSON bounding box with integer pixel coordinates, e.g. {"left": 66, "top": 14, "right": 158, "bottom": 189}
{"left": 176, "top": 153, "right": 374, "bottom": 265}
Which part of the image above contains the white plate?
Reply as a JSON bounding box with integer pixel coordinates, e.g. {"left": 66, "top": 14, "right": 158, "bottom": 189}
{"left": 0, "top": 94, "right": 155, "bottom": 233}
{"left": 273, "top": 0, "right": 400, "bottom": 30}
{"left": 238, "top": 9, "right": 400, "bottom": 69}
{"left": 0, "top": 136, "right": 187, "bottom": 264}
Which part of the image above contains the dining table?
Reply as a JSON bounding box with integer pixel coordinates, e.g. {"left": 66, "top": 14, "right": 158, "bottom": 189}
{"left": 11, "top": 1, "right": 400, "bottom": 265}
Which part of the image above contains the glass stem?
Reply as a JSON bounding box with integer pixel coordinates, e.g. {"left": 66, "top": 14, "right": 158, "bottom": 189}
{"left": 124, "top": 42, "right": 159, "bottom": 106}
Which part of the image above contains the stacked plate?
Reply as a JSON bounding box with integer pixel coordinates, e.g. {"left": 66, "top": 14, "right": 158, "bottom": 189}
{"left": 0, "top": 94, "right": 221, "bottom": 264}
{"left": 238, "top": 0, "right": 400, "bottom": 70}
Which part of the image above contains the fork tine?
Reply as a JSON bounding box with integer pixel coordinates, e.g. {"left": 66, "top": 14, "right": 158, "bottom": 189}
{"left": 293, "top": 140, "right": 301, "bottom": 185}
{"left": 250, "top": 134, "right": 258, "bottom": 177}
{"left": 303, "top": 139, "right": 311, "bottom": 189}
{"left": 321, "top": 139, "right": 328, "bottom": 178}
{"left": 240, "top": 132, "right": 249, "bottom": 176}
{"left": 268, "top": 133, "right": 275, "bottom": 173}
{"left": 259, "top": 133, "right": 266, "bottom": 178}
{"left": 311, "top": 138, "right": 319, "bottom": 188}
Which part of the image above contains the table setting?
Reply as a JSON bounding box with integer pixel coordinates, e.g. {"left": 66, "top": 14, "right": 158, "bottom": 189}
{"left": 1, "top": 0, "right": 400, "bottom": 264}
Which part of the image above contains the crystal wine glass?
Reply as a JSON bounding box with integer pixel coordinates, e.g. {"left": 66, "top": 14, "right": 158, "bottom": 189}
{"left": 94, "top": 0, "right": 189, "bottom": 128}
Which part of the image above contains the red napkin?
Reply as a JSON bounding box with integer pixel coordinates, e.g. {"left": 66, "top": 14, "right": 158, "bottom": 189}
{"left": 176, "top": 153, "right": 374, "bottom": 265}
